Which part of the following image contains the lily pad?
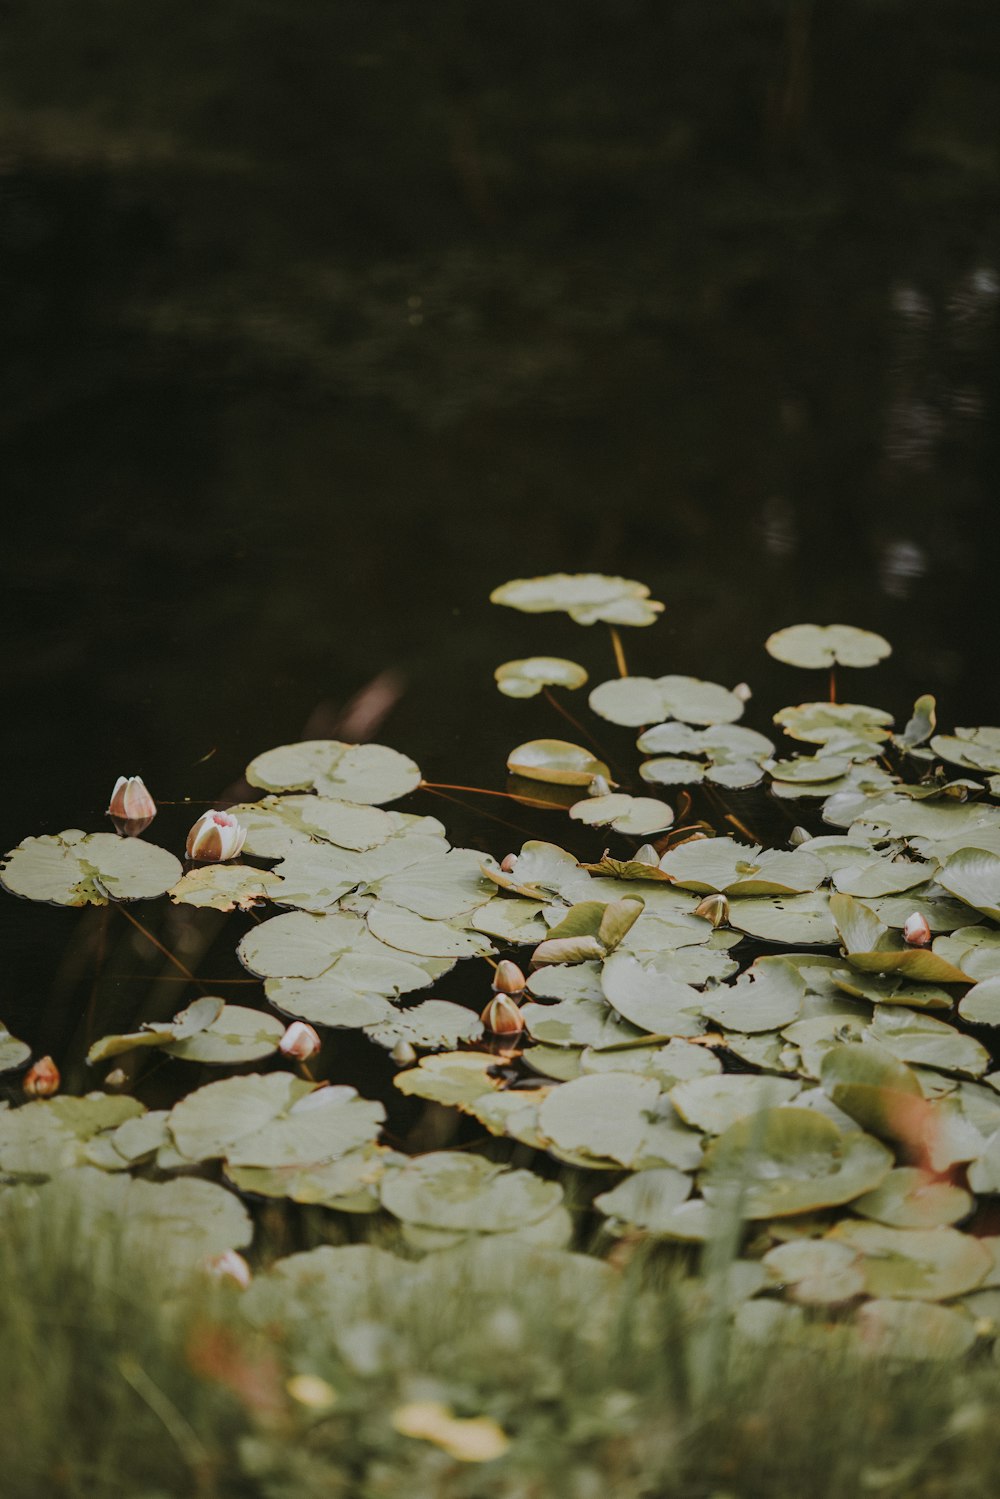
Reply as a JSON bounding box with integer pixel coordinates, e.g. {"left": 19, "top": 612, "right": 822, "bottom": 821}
{"left": 569, "top": 793, "right": 674, "bottom": 836}
{"left": 829, "top": 1220, "right": 990, "bottom": 1300}
{"left": 766, "top": 624, "right": 892, "bottom": 670}
{"left": 490, "top": 573, "right": 664, "bottom": 627}
{"left": 637, "top": 722, "right": 774, "bottom": 790}
{"left": 774, "top": 701, "right": 894, "bottom": 746}
{"left": 819, "top": 1042, "right": 925, "bottom": 1141}
{"left": 762, "top": 1238, "right": 865, "bottom": 1305}
{"left": 532, "top": 898, "right": 643, "bottom": 966}
{"left": 868, "top": 1006, "right": 990, "bottom": 1078}
{"left": 0, "top": 1025, "right": 32, "bottom": 1073}
{"left": 168, "top": 864, "right": 286, "bottom": 911}
{"left": 593, "top": 1167, "right": 693, "bottom": 1233}
{"left": 224, "top": 794, "right": 399, "bottom": 858}
{"left": 537, "top": 1072, "right": 662, "bottom": 1167}
{"left": 246, "top": 740, "right": 421, "bottom": 805}
{"left": 0, "top": 1094, "right": 144, "bottom": 1178}
{"left": 855, "top": 1298, "right": 976, "bottom": 1359}
{"left": 937, "top": 847, "right": 1000, "bottom": 921}
{"left": 670, "top": 1075, "right": 801, "bottom": 1134}
{"left": 393, "top": 1052, "right": 500, "bottom": 1108}
{"left": 589, "top": 675, "right": 744, "bottom": 729}
{"left": 506, "top": 739, "right": 610, "bottom": 786}
{"left": 701, "top": 957, "right": 806, "bottom": 1033}
{"left": 851, "top": 1167, "right": 972, "bottom": 1228}
{"left": 959, "top": 977, "right": 1000, "bottom": 1026}
{"left": 494, "top": 657, "right": 588, "bottom": 698}
{"left": 380, "top": 1151, "right": 564, "bottom": 1233}
{"left": 522, "top": 996, "right": 643, "bottom": 1049}
{"left": 930, "top": 726, "right": 1000, "bottom": 776}
{"left": 727, "top": 891, "right": 838, "bottom": 945}
{"left": 364, "top": 1000, "right": 483, "bottom": 1052}
{"left": 700, "top": 1107, "right": 893, "bottom": 1218}
{"left": 1, "top": 830, "right": 182, "bottom": 906}
{"left": 600, "top": 953, "right": 705, "bottom": 1037}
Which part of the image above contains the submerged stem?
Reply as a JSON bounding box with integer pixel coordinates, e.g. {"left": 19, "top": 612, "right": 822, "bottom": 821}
{"left": 115, "top": 905, "right": 205, "bottom": 990}
{"left": 421, "top": 780, "right": 556, "bottom": 810}
{"left": 829, "top": 666, "right": 837, "bottom": 705}
{"left": 541, "top": 688, "right": 618, "bottom": 771}
{"left": 609, "top": 626, "right": 629, "bottom": 679}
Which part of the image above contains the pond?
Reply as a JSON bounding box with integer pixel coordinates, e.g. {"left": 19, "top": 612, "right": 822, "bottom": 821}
{"left": 1, "top": 0, "right": 1000, "bottom": 1367}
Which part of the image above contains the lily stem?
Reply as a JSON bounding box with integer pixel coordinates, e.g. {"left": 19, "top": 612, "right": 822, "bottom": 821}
{"left": 115, "top": 905, "right": 206, "bottom": 991}
{"left": 421, "top": 780, "right": 556, "bottom": 809}
{"left": 829, "top": 667, "right": 837, "bottom": 705}
{"left": 609, "top": 626, "right": 629, "bottom": 679}
{"left": 541, "top": 688, "right": 618, "bottom": 772}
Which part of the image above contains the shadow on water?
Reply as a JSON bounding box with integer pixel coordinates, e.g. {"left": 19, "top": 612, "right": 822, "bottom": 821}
{"left": 0, "top": 0, "right": 998, "bottom": 1055}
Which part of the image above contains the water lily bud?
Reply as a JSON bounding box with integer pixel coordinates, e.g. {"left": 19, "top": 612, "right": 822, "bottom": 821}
{"left": 903, "top": 911, "right": 932, "bottom": 948}
{"left": 186, "top": 809, "right": 247, "bottom": 862}
{"left": 694, "top": 893, "right": 729, "bottom": 928}
{"left": 500, "top": 853, "right": 518, "bottom": 873}
{"left": 481, "top": 994, "right": 525, "bottom": 1036}
{"left": 492, "top": 959, "right": 526, "bottom": 995}
{"left": 104, "top": 1068, "right": 128, "bottom": 1089}
{"left": 205, "top": 1251, "right": 252, "bottom": 1289}
{"left": 23, "top": 1056, "right": 60, "bottom": 1097}
{"left": 390, "top": 1040, "right": 417, "bottom": 1066}
{"left": 279, "top": 1021, "right": 322, "bottom": 1060}
{"left": 634, "top": 843, "right": 660, "bottom": 866}
{"left": 588, "top": 774, "right": 612, "bottom": 798}
{"left": 732, "top": 682, "right": 753, "bottom": 703}
{"left": 107, "top": 775, "right": 157, "bottom": 836}
{"left": 788, "top": 826, "right": 812, "bottom": 847}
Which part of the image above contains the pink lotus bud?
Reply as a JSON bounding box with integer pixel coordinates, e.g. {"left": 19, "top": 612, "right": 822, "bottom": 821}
{"left": 24, "top": 1056, "right": 60, "bottom": 1097}
{"left": 492, "top": 959, "right": 526, "bottom": 995}
{"left": 694, "top": 893, "right": 730, "bottom": 928}
{"left": 279, "top": 1021, "right": 322, "bottom": 1060}
{"left": 500, "top": 853, "right": 518, "bottom": 873}
{"left": 390, "top": 1040, "right": 417, "bottom": 1066}
{"left": 903, "top": 911, "right": 932, "bottom": 947}
{"left": 205, "top": 1251, "right": 252, "bottom": 1289}
{"left": 732, "top": 682, "right": 753, "bottom": 703}
{"left": 481, "top": 994, "right": 525, "bottom": 1036}
{"left": 107, "top": 775, "right": 157, "bottom": 836}
{"left": 186, "top": 809, "right": 247, "bottom": 862}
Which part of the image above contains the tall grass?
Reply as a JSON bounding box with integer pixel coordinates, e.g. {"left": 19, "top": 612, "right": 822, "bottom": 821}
{"left": 3, "top": 1190, "right": 1000, "bottom": 1499}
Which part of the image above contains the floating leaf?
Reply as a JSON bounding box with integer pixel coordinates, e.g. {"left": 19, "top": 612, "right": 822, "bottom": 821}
{"left": 490, "top": 573, "right": 664, "bottom": 627}
{"left": 246, "top": 740, "right": 421, "bottom": 805}
{"left": 701, "top": 957, "right": 806, "bottom": 1033}
{"left": 380, "top": 1151, "right": 564, "bottom": 1233}
{"left": 959, "top": 977, "right": 1000, "bottom": 1026}
{"left": 657, "top": 839, "right": 824, "bottom": 897}
{"left": 766, "top": 624, "right": 892, "bottom": 670}
{"left": 537, "top": 1072, "right": 662, "bottom": 1166}
{"left": 895, "top": 695, "right": 938, "bottom": 752}
{"left": 868, "top": 1007, "right": 990, "bottom": 1078}
{"left": 364, "top": 1000, "right": 483, "bottom": 1052}
{"left": 700, "top": 1108, "right": 892, "bottom": 1218}
{"left": 523, "top": 996, "right": 643, "bottom": 1049}
{"left": 829, "top": 1221, "right": 990, "bottom": 1300}
{"left": 494, "top": 656, "right": 588, "bottom": 698}
{"left": 637, "top": 722, "right": 774, "bottom": 790}
{"left": 532, "top": 898, "right": 643, "bottom": 966}
{"left": 930, "top": 726, "right": 1000, "bottom": 776}
{"left": 581, "top": 1037, "right": 721, "bottom": 1089}
{"left": 600, "top": 953, "right": 705, "bottom": 1037}
{"left": 0, "top": 1094, "right": 144, "bottom": 1178}
{"left": 594, "top": 1167, "right": 693, "bottom": 1232}
{"left": 168, "top": 865, "right": 285, "bottom": 911}
{"left": 670, "top": 1075, "right": 801, "bottom": 1134}
{"left": 937, "top": 847, "right": 1000, "bottom": 921}
{"left": 589, "top": 675, "right": 744, "bottom": 729}
{"left": 227, "top": 1143, "right": 402, "bottom": 1213}
{"left": 365, "top": 903, "right": 494, "bottom": 959}
{"left": 505, "top": 739, "right": 610, "bottom": 786}
{"left": 569, "top": 793, "right": 674, "bottom": 836}
{"left": 1, "top": 830, "right": 182, "bottom": 906}
{"left": 855, "top": 1299, "right": 975, "bottom": 1360}
{"left": 0, "top": 1025, "right": 31, "bottom": 1074}
{"left": 393, "top": 1052, "right": 500, "bottom": 1108}
{"left": 852, "top": 1167, "right": 972, "bottom": 1228}
{"left": 762, "top": 1239, "right": 865, "bottom": 1305}
{"left": 774, "top": 701, "right": 894, "bottom": 745}
{"left": 727, "top": 891, "right": 838, "bottom": 945}
{"left": 226, "top": 795, "right": 406, "bottom": 859}
{"left": 168, "top": 1072, "right": 312, "bottom": 1163}
{"left": 819, "top": 1042, "right": 924, "bottom": 1141}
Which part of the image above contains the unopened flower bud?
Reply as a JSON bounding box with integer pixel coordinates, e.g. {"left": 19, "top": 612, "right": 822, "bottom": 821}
{"left": 500, "top": 853, "right": 518, "bottom": 873}
{"left": 104, "top": 1068, "right": 128, "bottom": 1089}
{"left": 279, "top": 1021, "right": 321, "bottom": 1060}
{"left": 732, "top": 682, "right": 753, "bottom": 703}
{"left": 107, "top": 775, "right": 157, "bottom": 836}
{"left": 633, "top": 843, "right": 660, "bottom": 866}
{"left": 481, "top": 994, "right": 525, "bottom": 1036}
{"left": 589, "top": 774, "right": 612, "bottom": 798}
{"left": 788, "top": 826, "right": 811, "bottom": 847}
{"left": 903, "top": 911, "right": 932, "bottom": 948}
{"left": 390, "top": 1040, "right": 417, "bottom": 1066}
{"left": 492, "top": 959, "right": 526, "bottom": 995}
{"left": 24, "top": 1056, "right": 60, "bottom": 1097}
{"left": 694, "top": 893, "right": 729, "bottom": 928}
{"left": 205, "top": 1251, "right": 252, "bottom": 1289}
{"left": 186, "top": 810, "right": 247, "bottom": 862}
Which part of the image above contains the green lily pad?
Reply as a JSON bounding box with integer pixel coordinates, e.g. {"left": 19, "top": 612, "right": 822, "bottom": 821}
{"left": 224, "top": 794, "right": 399, "bottom": 858}
{"left": 589, "top": 675, "right": 744, "bottom": 729}
{"left": 868, "top": 1006, "right": 990, "bottom": 1078}
{"left": 832, "top": 855, "right": 936, "bottom": 899}
{"left": 581, "top": 1036, "right": 721, "bottom": 1088}
{"left": 537, "top": 1072, "right": 661, "bottom": 1167}
{"left": 227, "top": 1142, "right": 402, "bottom": 1213}
{"left": 829, "top": 1221, "right": 990, "bottom": 1300}
{"left": 168, "top": 1072, "right": 356, "bottom": 1164}
{"left": 600, "top": 953, "right": 705, "bottom": 1037}
{"left": 657, "top": 839, "right": 824, "bottom": 897}
{"left": 762, "top": 1238, "right": 865, "bottom": 1305}
{"left": 637, "top": 722, "right": 774, "bottom": 790}
{"left": 819, "top": 1042, "right": 924, "bottom": 1140}
{"left": 701, "top": 957, "right": 807, "bottom": 1033}
{"left": 532, "top": 898, "right": 643, "bottom": 966}
{"left": 469, "top": 897, "right": 549, "bottom": 943}
{"left": 0, "top": 1094, "right": 145, "bottom": 1179}
{"left": 522, "top": 1044, "right": 585, "bottom": 1082}
{"left": 569, "top": 793, "right": 674, "bottom": 836}
{"left": 700, "top": 1107, "right": 893, "bottom": 1218}
{"left": 380, "top": 1151, "right": 564, "bottom": 1233}
{"left": 522, "top": 996, "right": 643, "bottom": 1049}
{"left": 90, "top": 1000, "right": 286, "bottom": 1067}
{"left": 490, "top": 573, "right": 664, "bottom": 627}
{"left": 894, "top": 694, "right": 938, "bottom": 752}
{"left": 494, "top": 657, "right": 588, "bottom": 698}
{"left": 0, "top": 1025, "right": 33, "bottom": 1073}
{"left": 506, "top": 739, "right": 610, "bottom": 787}
{"left": 593, "top": 1167, "right": 692, "bottom": 1232}
{"left": 727, "top": 891, "right": 838, "bottom": 945}
{"left": 774, "top": 701, "right": 895, "bottom": 746}
{"left": 766, "top": 754, "right": 854, "bottom": 786}
{"left": 851, "top": 1167, "right": 972, "bottom": 1228}
{"left": 959, "top": 977, "right": 1000, "bottom": 1026}
{"left": 364, "top": 1000, "right": 483, "bottom": 1053}
{"left": 364, "top": 903, "right": 494, "bottom": 959}
{"left": 766, "top": 624, "right": 892, "bottom": 670}
{"left": 393, "top": 1052, "right": 500, "bottom": 1108}
{"left": 246, "top": 740, "right": 421, "bottom": 805}
{"left": 855, "top": 1299, "right": 976, "bottom": 1359}
{"left": 930, "top": 726, "right": 1000, "bottom": 776}
{"left": 831, "top": 968, "right": 952, "bottom": 1012}
{"left": 937, "top": 847, "right": 1000, "bottom": 921}
{"left": 1, "top": 830, "right": 182, "bottom": 906}
{"left": 168, "top": 864, "right": 285, "bottom": 911}
{"left": 670, "top": 1075, "right": 801, "bottom": 1134}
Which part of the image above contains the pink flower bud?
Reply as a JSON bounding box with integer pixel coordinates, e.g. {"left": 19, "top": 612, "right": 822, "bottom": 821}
{"left": 205, "top": 1251, "right": 252, "bottom": 1289}
{"left": 500, "top": 853, "right": 518, "bottom": 873}
{"left": 492, "top": 959, "right": 526, "bottom": 995}
{"left": 24, "top": 1056, "right": 60, "bottom": 1097}
{"left": 279, "top": 1021, "right": 322, "bottom": 1060}
{"left": 481, "top": 994, "right": 525, "bottom": 1036}
{"left": 903, "top": 911, "right": 932, "bottom": 947}
{"left": 107, "top": 775, "right": 157, "bottom": 836}
{"left": 694, "top": 893, "right": 730, "bottom": 928}
{"left": 186, "top": 810, "right": 247, "bottom": 862}
{"left": 390, "top": 1040, "right": 417, "bottom": 1066}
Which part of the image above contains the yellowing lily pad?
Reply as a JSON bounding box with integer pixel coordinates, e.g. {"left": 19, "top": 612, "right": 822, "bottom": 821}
{"left": 506, "top": 739, "right": 610, "bottom": 786}
{"left": 494, "top": 656, "right": 588, "bottom": 697}
{"left": 490, "top": 573, "right": 664, "bottom": 627}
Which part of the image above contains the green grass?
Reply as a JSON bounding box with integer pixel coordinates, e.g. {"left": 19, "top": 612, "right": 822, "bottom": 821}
{"left": 3, "top": 1194, "right": 1000, "bottom": 1499}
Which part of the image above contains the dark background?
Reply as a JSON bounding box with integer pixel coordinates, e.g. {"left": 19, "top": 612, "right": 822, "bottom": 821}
{"left": 1, "top": 0, "right": 998, "bottom": 1041}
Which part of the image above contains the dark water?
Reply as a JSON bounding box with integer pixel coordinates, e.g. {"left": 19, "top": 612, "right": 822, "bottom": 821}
{"left": 1, "top": 1, "right": 998, "bottom": 1061}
